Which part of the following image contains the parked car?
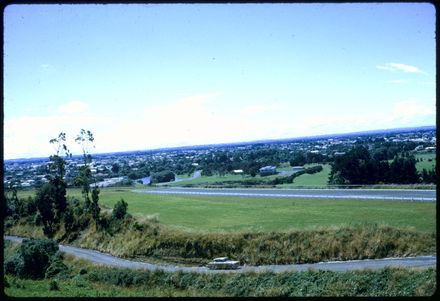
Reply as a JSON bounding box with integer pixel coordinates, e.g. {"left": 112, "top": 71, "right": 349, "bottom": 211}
{"left": 206, "top": 257, "right": 240, "bottom": 270}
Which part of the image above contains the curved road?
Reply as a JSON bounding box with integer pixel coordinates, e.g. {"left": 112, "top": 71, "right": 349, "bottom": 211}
{"left": 5, "top": 236, "right": 436, "bottom": 273}
{"left": 132, "top": 187, "right": 436, "bottom": 202}
{"left": 156, "top": 170, "right": 202, "bottom": 186}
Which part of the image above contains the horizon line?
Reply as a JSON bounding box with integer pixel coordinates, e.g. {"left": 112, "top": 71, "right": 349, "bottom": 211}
{"left": 4, "top": 124, "right": 436, "bottom": 161}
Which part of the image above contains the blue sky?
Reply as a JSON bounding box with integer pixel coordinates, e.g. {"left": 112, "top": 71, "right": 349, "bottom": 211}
{"left": 4, "top": 3, "right": 436, "bottom": 159}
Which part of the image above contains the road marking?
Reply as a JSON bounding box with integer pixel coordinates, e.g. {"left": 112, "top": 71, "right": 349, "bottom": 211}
{"left": 133, "top": 189, "right": 435, "bottom": 202}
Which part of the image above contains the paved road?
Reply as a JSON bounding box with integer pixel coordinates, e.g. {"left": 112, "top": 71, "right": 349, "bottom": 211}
{"left": 5, "top": 236, "right": 436, "bottom": 273}
{"left": 155, "top": 170, "right": 202, "bottom": 186}
{"left": 132, "top": 187, "right": 436, "bottom": 202}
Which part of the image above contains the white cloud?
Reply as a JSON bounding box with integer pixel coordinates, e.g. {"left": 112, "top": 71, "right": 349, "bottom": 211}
{"left": 388, "top": 79, "right": 407, "bottom": 84}
{"left": 391, "top": 100, "right": 434, "bottom": 120}
{"left": 57, "top": 101, "right": 90, "bottom": 115}
{"left": 4, "top": 93, "right": 435, "bottom": 160}
{"left": 4, "top": 112, "right": 96, "bottom": 159}
{"left": 376, "top": 63, "right": 424, "bottom": 73}
{"left": 274, "top": 98, "right": 435, "bottom": 139}
{"left": 376, "top": 65, "right": 394, "bottom": 71}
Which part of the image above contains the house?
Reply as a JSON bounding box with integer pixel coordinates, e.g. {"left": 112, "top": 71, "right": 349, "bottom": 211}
{"left": 334, "top": 152, "right": 346, "bottom": 156}
{"left": 259, "top": 165, "right": 277, "bottom": 176}
{"left": 291, "top": 166, "right": 304, "bottom": 173}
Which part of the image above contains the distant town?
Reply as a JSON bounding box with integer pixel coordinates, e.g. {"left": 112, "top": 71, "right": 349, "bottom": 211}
{"left": 4, "top": 126, "right": 436, "bottom": 189}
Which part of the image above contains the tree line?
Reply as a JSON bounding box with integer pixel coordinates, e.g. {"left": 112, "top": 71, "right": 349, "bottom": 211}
{"left": 328, "top": 145, "right": 436, "bottom": 185}
{"left": 4, "top": 130, "right": 130, "bottom": 240}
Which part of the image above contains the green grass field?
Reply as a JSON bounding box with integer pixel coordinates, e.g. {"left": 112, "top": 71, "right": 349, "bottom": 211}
{"left": 17, "top": 187, "right": 434, "bottom": 233}
{"left": 169, "top": 172, "right": 279, "bottom": 186}
{"left": 415, "top": 153, "right": 436, "bottom": 172}
{"left": 282, "top": 164, "right": 331, "bottom": 187}
{"left": 170, "top": 164, "right": 330, "bottom": 187}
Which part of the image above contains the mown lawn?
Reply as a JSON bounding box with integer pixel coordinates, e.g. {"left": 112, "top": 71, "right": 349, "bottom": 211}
{"left": 17, "top": 187, "right": 435, "bottom": 233}
{"left": 78, "top": 189, "right": 437, "bottom": 233}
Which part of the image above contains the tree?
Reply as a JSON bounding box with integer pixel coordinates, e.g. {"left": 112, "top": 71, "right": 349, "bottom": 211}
{"left": 91, "top": 186, "right": 100, "bottom": 220}
{"left": 151, "top": 170, "right": 175, "bottom": 183}
{"left": 75, "top": 129, "right": 100, "bottom": 220}
{"left": 389, "top": 155, "right": 418, "bottom": 184}
{"left": 35, "top": 184, "right": 58, "bottom": 237}
{"left": 34, "top": 133, "right": 70, "bottom": 237}
{"left": 111, "top": 163, "right": 120, "bottom": 174}
{"left": 328, "top": 146, "right": 375, "bottom": 185}
{"left": 4, "top": 182, "right": 20, "bottom": 218}
{"left": 289, "top": 152, "right": 306, "bottom": 166}
{"left": 48, "top": 132, "right": 70, "bottom": 221}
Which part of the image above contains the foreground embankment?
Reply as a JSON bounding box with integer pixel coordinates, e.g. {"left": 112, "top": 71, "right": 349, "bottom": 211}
{"left": 76, "top": 224, "right": 436, "bottom": 265}
{"left": 5, "top": 217, "right": 435, "bottom": 266}
{"left": 4, "top": 237, "right": 436, "bottom": 297}
{"left": 4, "top": 235, "right": 436, "bottom": 273}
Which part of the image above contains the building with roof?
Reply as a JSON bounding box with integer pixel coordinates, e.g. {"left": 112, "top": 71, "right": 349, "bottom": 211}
{"left": 259, "top": 165, "right": 277, "bottom": 176}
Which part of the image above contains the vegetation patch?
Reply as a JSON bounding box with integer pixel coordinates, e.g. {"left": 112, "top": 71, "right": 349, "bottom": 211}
{"left": 4, "top": 266, "right": 436, "bottom": 297}
{"left": 4, "top": 241, "right": 436, "bottom": 297}
{"left": 68, "top": 221, "right": 435, "bottom": 265}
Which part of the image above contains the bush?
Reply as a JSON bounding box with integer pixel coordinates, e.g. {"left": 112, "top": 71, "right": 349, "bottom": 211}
{"left": 151, "top": 170, "right": 175, "bottom": 183}
{"left": 4, "top": 277, "right": 10, "bottom": 288}
{"left": 4, "top": 218, "right": 15, "bottom": 229}
{"left": 49, "top": 279, "right": 59, "bottom": 291}
{"left": 9, "top": 238, "right": 59, "bottom": 279}
{"left": 4, "top": 254, "right": 24, "bottom": 276}
{"left": 34, "top": 212, "right": 43, "bottom": 226}
{"left": 45, "top": 258, "right": 69, "bottom": 279}
{"left": 112, "top": 199, "right": 128, "bottom": 220}
{"left": 305, "top": 165, "right": 323, "bottom": 174}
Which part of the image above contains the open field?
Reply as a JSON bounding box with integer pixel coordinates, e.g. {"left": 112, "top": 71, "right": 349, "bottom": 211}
{"left": 18, "top": 188, "right": 435, "bottom": 233}
{"left": 282, "top": 164, "right": 331, "bottom": 187}
{"left": 169, "top": 164, "right": 331, "bottom": 188}
{"left": 415, "top": 153, "right": 436, "bottom": 172}
{"left": 168, "top": 173, "right": 278, "bottom": 187}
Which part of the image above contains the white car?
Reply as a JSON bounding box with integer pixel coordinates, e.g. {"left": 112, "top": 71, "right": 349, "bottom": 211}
{"left": 206, "top": 257, "right": 240, "bottom": 270}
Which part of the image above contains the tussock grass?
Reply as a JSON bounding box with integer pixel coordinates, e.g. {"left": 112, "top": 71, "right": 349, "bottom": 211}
{"left": 4, "top": 220, "right": 45, "bottom": 239}
{"left": 5, "top": 213, "right": 435, "bottom": 266}
{"left": 70, "top": 218, "right": 435, "bottom": 265}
